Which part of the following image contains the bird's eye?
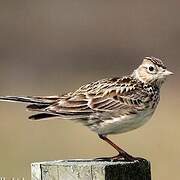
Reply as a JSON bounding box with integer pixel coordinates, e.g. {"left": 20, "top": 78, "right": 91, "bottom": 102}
{"left": 148, "top": 66, "right": 154, "bottom": 71}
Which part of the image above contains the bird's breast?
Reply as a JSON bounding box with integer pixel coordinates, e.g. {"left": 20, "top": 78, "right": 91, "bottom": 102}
{"left": 93, "top": 109, "right": 155, "bottom": 135}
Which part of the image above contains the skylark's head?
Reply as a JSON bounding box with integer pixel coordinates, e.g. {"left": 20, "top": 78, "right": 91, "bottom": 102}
{"left": 132, "top": 56, "right": 173, "bottom": 85}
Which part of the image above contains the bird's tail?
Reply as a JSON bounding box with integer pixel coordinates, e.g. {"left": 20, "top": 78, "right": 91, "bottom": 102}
{"left": 0, "top": 95, "right": 60, "bottom": 104}
{"left": 0, "top": 95, "right": 60, "bottom": 120}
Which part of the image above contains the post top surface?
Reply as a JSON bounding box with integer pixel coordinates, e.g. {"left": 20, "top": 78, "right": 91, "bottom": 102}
{"left": 32, "top": 158, "right": 150, "bottom": 167}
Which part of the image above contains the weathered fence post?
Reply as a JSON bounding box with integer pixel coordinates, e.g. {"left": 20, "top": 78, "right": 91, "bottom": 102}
{"left": 31, "top": 159, "right": 151, "bottom": 180}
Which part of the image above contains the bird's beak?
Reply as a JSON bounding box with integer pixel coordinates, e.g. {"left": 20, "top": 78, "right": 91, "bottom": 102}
{"left": 163, "top": 69, "right": 174, "bottom": 76}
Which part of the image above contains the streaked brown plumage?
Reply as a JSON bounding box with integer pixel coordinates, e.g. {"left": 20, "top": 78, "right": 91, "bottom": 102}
{"left": 0, "top": 56, "right": 173, "bottom": 161}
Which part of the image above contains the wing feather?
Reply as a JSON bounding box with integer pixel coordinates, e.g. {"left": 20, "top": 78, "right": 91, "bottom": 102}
{"left": 43, "top": 76, "right": 148, "bottom": 119}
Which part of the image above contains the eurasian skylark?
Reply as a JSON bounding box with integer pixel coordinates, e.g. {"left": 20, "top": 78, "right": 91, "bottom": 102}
{"left": 0, "top": 56, "right": 173, "bottom": 161}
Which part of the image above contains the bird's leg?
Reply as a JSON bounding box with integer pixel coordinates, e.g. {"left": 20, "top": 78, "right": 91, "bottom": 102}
{"left": 97, "top": 134, "right": 135, "bottom": 161}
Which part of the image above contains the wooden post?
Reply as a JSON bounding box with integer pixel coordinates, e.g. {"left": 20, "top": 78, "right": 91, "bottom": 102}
{"left": 31, "top": 159, "right": 151, "bottom": 180}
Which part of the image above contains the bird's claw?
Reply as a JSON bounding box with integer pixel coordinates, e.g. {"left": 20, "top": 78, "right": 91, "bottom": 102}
{"left": 94, "top": 154, "right": 138, "bottom": 162}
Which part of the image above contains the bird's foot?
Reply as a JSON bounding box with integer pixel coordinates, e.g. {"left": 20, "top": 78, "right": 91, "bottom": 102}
{"left": 94, "top": 155, "right": 124, "bottom": 162}
{"left": 111, "top": 153, "right": 135, "bottom": 162}
{"left": 95, "top": 153, "right": 143, "bottom": 162}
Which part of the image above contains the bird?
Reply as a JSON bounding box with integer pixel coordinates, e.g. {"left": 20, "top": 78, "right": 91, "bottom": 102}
{"left": 0, "top": 56, "right": 173, "bottom": 161}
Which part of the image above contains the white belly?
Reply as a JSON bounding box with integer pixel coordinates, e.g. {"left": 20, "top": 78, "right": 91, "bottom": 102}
{"left": 92, "top": 109, "right": 155, "bottom": 135}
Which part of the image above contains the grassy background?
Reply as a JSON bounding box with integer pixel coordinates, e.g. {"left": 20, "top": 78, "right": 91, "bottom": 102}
{"left": 0, "top": 0, "right": 180, "bottom": 179}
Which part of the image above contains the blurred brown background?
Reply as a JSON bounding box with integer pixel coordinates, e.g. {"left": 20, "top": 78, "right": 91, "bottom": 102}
{"left": 0, "top": 0, "right": 180, "bottom": 179}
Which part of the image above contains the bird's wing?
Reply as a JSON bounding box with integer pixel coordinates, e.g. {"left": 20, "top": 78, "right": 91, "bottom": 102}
{"left": 45, "top": 77, "right": 148, "bottom": 118}
{"left": 45, "top": 94, "right": 93, "bottom": 118}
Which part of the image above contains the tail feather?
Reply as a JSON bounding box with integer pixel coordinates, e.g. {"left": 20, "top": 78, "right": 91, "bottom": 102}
{"left": 29, "top": 113, "right": 58, "bottom": 120}
{"left": 0, "top": 96, "right": 59, "bottom": 104}
{"left": 0, "top": 96, "right": 61, "bottom": 120}
{"left": 0, "top": 96, "right": 46, "bottom": 104}
{"left": 0, "top": 95, "right": 90, "bottom": 121}
{"left": 26, "top": 104, "right": 50, "bottom": 111}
